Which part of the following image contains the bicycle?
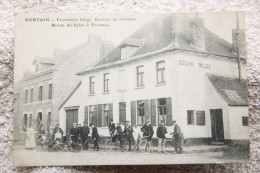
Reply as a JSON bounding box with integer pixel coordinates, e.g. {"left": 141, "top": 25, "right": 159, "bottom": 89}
{"left": 138, "top": 136, "right": 153, "bottom": 153}
{"left": 165, "top": 137, "right": 191, "bottom": 151}
{"left": 104, "top": 133, "right": 128, "bottom": 152}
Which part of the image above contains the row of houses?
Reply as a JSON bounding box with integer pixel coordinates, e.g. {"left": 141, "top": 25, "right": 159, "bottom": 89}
{"left": 14, "top": 14, "right": 249, "bottom": 145}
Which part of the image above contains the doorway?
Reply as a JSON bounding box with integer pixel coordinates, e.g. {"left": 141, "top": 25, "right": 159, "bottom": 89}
{"left": 66, "top": 109, "right": 78, "bottom": 134}
{"left": 210, "top": 109, "right": 224, "bottom": 142}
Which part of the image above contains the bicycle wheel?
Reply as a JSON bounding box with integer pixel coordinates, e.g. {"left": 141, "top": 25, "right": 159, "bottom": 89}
{"left": 84, "top": 139, "right": 92, "bottom": 150}
{"left": 104, "top": 139, "right": 113, "bottom": 151}
{"left": 139, "top": 140, "right": 151, "bottom": 152}
{"left": 183, "top": 139, "right": 191, "bottom": 147}
{"left": 121, "top": 138, "right": 129, "bottom": 151}
{"left": 100, "top": 138, "right": 107, "bottom": 149}
{"left": 165, "top": 139, "right": 174, "bottom": 148}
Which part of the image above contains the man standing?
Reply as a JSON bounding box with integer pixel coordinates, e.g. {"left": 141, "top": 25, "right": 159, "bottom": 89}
{"left": 114, "top": 123, "right": 123, "bottom": 148}
{"left": 141, "top": 120, "right": 154, "bottom": 141}
{"left": 108, "top": 119, "right": 115, "bottom": 136}
{"left": 172, "top": 121, "right": 184, "bottom": 154}
{"left": 82, "top": 121, "right": 90, "bottom": 150}
{"left": 90, "top": 123, "right": 100, "bottom": 151}
{"left": 70, "top": 123, "right": 78, "bottom": 143}
{"left": 157, "top": 120, "right": 167, "bottom": 153}
{"left": 77, "top": 123, "right": 83, "bottom": 142}
{"left": 124, "top": 121, "right": 133, "bottom": 152}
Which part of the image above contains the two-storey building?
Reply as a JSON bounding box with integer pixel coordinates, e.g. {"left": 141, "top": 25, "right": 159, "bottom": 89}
{"left": 59, "top": 14, "right": 249, "bottom": 145}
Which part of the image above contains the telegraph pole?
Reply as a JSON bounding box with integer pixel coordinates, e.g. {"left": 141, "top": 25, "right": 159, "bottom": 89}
{"left": 235, "top": 12, "right": 242, "bottom": 81}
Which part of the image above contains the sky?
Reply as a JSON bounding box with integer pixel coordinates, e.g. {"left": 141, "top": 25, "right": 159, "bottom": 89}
{"left": 14, "top": 12, "right": 245, "bottom": 82}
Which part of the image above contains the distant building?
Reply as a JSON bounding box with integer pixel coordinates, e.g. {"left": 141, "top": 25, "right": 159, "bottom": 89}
{"left": 59, "top": 14, "right": 249, "bottom": 145}
{"left": 14, "top": 35, "right": 114, "bottom": 143}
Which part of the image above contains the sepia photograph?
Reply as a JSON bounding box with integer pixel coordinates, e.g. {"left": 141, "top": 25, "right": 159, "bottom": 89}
{"left": 13, "top": 12, "right": 249, "bottom": 166}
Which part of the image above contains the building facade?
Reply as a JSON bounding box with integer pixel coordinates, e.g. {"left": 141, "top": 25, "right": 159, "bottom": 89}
{"left": 59, "top": 14, "right": 249, "bottom": 145}
{"left": 14, "top": 35, "right": 113, "bottom": 143}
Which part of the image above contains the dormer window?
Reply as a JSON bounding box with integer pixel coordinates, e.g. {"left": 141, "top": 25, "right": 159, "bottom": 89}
{"left": 120, "top": 38, "right": 143, "bottom": 60}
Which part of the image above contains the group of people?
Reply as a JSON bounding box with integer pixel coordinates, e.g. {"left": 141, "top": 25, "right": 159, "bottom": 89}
{"left": 107, "top": 119, "right": 184, "bottom": 153}
{"left": 24, "top": 119, "right": 184, "bottom": 154}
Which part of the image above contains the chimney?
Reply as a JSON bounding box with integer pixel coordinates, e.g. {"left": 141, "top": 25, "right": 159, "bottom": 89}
{"left": 232, "top": 28, "right": 246, "bottom": 57}
{"left": 100, "top": 41, "right": 114, "bottom": 58}
{"left": 190, "top": 15, "right": 206, "bottom": 51}
{"left": 88, "top": 34, "right": 101, "bottom": 43}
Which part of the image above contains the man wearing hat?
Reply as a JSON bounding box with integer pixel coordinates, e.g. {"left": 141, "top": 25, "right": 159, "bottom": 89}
{"left": 70, "top": 123, "right": 78, "bottom": 142}
{"left": 171, "top": 120, "right": 184, "bottom": 154}
{"left": 82, "top": 121, "right": 90, "bottom": 149}
{"left": 123, "top": 121, "right": 133, "bottom": 152}
{"left": 108, "top": 119, "right": 115, "bottom": 136}
{"left": 90, "top": 123, "right": 100, "bottom": 151}
{"left": 157, "top": 120, "right": 167, "bottom": 153}
{"left": 141, "top": 120, "right": 154, "bottom": 141}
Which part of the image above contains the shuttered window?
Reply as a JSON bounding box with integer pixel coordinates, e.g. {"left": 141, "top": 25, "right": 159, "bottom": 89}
{"left": 187, "top": 110, "right": 195, "bottom": 125}
{"left": 131, "top": 101, "right": 136, "bottom": 126}
{"left": 196, "top": 111, "right": 205, "bottom": 126}
{"left": 89, "top": 106, "right": 95, "bottom": 125}
{"left": 103, "top": 104, "right": 110, "bottom": 126}
{"left": 137, "top": 101, "right": 145, "bottom": 125}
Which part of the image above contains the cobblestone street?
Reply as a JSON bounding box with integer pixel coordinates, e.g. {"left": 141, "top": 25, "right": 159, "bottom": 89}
{"left": 13, "top": 144, "right": 247, "bottom": 166}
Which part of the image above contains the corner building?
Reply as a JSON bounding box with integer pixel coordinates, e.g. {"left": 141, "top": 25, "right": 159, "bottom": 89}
{"left": 60, "top": 14, "right": 249, "bottom": 145}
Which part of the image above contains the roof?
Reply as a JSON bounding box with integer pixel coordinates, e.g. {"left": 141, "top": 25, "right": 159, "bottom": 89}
{"left": 33, "top": 57, "right": 56, "bottom": 65}
{"left": 207, "top": 74, "right": 248, "bottom": 106}
{"left": 77, "top": 14, "right": 245, "bottom": 74}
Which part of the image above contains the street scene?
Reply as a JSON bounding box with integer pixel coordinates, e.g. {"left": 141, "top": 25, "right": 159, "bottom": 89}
{"left": 13, "top": 12, "right": 250, "bottom": 166}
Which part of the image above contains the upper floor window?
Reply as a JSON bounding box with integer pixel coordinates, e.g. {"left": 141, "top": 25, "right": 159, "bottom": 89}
{"left": 48, "top": 84, "right": 52, "bottom": 100}
{"left": 156, "top": 61, "right": 165, "bottom": 84}
{"left": 30, "top": 88, "right": 33, "bottom": 103}
{"left": 103, "top": 73, "right": 109, "bottom": 92}
{"left": 89, "top": 76, "right": 95, "bottom": 94}
{"left": 39, "top": 86, "right": 43, "bottom": 101}
{"left": 137, "top": 66, "right": 144, "bottom": 87}
{"left": 24, "top": 90, "right": 28, "bottom": 104}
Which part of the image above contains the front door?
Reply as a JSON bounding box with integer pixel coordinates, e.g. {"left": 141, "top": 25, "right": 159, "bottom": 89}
{"left": 66, "top": 109, "right": 78, "bottom": 134}
{"left": 210, "top": 109, "right": 224, "bottom": 142}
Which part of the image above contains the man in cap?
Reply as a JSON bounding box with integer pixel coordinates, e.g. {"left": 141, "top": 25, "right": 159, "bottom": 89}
{"left": 157, "top": 120, "right": 167, "bottom": 153}
{"left": 82, "top": 121, "right": 90, "bottom": 150}
{"left": 70, "top": 123, "right": 78, "bottom": 142}
{"left": 108, "top": 119, "right": 115, "bottom": 136}
{"left": 123, "top": 121, "right": 133, "bottom": 152}
{"left": 171, "top": 120, "right": 184, "bottom": 154}
{"left": 141, "top": 120, "right": 154, "bottom": 141}
{"left": 90, "top": 123, "right": 100, "bottom": 151}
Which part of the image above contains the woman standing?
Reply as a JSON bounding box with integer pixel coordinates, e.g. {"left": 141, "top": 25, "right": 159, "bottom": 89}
{"left": 133, "top": 124, "right": 141, "bottom": 151}
{"left": 25, "top": 124, "right": 36, "bottom": 149}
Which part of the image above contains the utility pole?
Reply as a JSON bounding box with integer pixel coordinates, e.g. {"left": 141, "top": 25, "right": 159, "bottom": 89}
{"left": 235, "top": 12, "right": 242, "bottom": 81}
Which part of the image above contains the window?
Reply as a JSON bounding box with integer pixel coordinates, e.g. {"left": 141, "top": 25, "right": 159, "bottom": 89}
{"left": 196, "top": 111, "right": 205, "bottom": 125}
{"left": 158, "top": 98, "right": 166, "bottom": 124}
{"left": 121, "top": 47, "right": 127, "bottom": 59}
{"left": 89, "top": 106, "right": 95, "bottom": 124}
{"left": 39, "top": 86, "right": 43, "bottom": 101}
{"left": 103, "top": 104, "right": 110, "bottom": 126}
{"left": 89, "top": 77, "right": 95, "bottom": 94}
{"left": 156, "top": 61, "right": 165, "bottom": 84}
{"left": 119, "top": 102, "right": 126, "bottom": 123}
{"left": 187, "top": 110, "right": 195, "bottom": 125}
{"left": 47, "top": 112, "right": 51, "bottom": 131}
{"left": 48, "top": 84, "right": 52, "bottom": 100}
{"left": 104, "top": 73, "right": 109, "bottom": 92}
{"left": 24, "top": 90, "right": 28, "bottom": 104}
{"left": 137, "top": 101, "right": 145, "bottom": 125}
{"left": 29, "top": 114, "right": 32, "bottom": 125}
{"left": 23, "top": 114, "right": 27, "bottom": 131}
{"left": 30, "top": 88, "right": 33, "bottom": 103}
{"left": 37, "top": 112, "right": 43, "bottom": 130}
{"left": 137, "top": 66, "right": 144, "bottom": 87}
{"left": 242, "top": 117, "right": 249, "bottom": 126}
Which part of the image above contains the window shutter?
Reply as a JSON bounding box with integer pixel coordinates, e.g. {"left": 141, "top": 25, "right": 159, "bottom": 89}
{"left": 109, "top": 103, "right": 113, "bottom": 123}
{"left": 166, "top": 97, "right": 172, "bottom": 126}
{"left": 98, "top": 104, "right": 102, "bottom": 127}
{"left": 131, "top": 101, "right": 136, "bottom": 126}
{"left": 150, "top": 99, "right": 156, "bottom": 126}
{"left": 94, "top": 105, "right": 98, "bottom": 127}
{"left": 196, "top": 111, "right": 205, "bottom": 125}
{"left": 84, "top": 106, "right": 88, "bottom": 125}
{"left": 144, "top": 100, "right": 150, "bottom": 122}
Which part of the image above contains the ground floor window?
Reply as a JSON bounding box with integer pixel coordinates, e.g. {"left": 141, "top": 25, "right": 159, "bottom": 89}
{"left": 37, "top": 112, "right": 43, "bottom": 130}
{"left": 242, "top": 116, "right": 248, "bottom": 126}
{"left": 137, "top": 101, "right": 145, "bottom": 125}
{"left": 29, "top": 114, "right": 33, "bottom": 126}
{"left": 187, "top": 110, "right": 195, "bottom": 125}
{"left": 196, "top": 110, "right": 205, "bottom": 125}
{"left": 158, "top": 98, "right": 166, "bottom": 124}
{"left": 23, "top": 114, "right": 27, "bottom": 131}
{"left": 47, "top": 112, "right": 51, "bottom": 131}
{"left": 89, "top": 106, "right": 95, "bottom": 125}
{"left": 103, "top": 104, "right": 110, "bottom": 126}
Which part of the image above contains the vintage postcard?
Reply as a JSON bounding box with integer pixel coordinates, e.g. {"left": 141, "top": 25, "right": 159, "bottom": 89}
{"left": 13, "top": 12, "right": 249, "bottom": 166}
